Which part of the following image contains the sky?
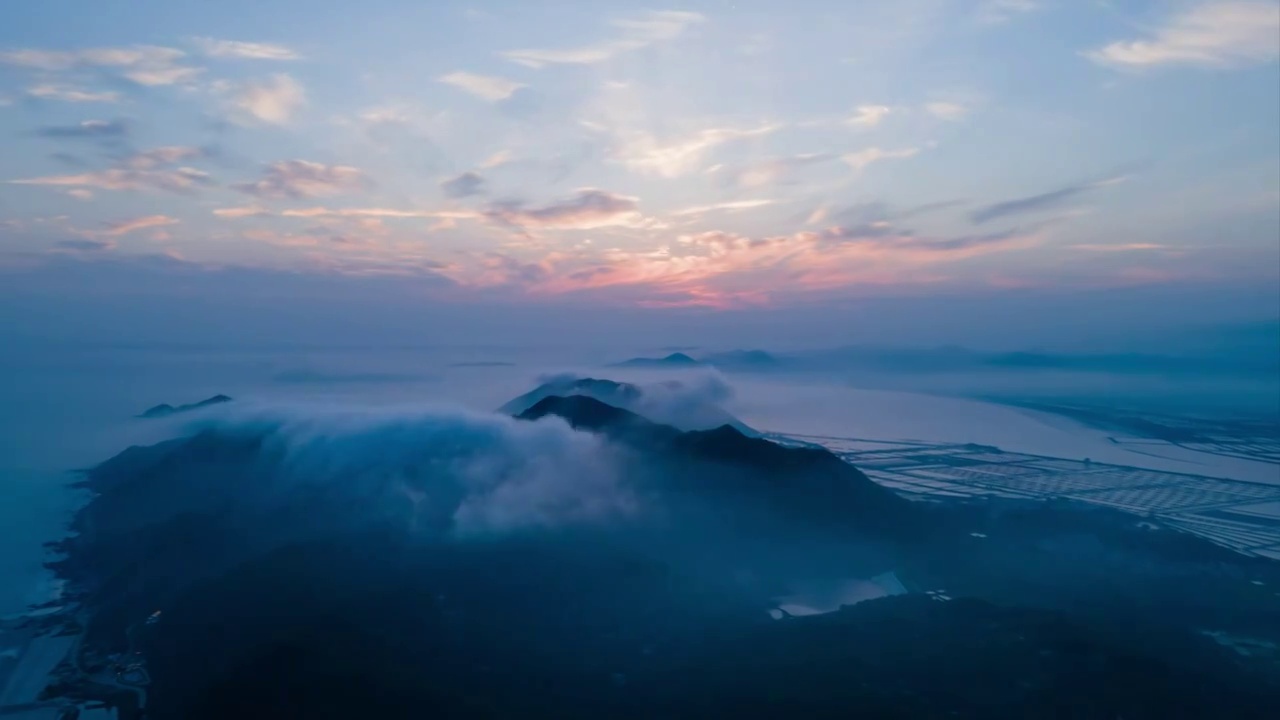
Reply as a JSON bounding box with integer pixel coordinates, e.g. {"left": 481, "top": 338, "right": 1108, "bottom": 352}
{"left": 0, "top": 0, "right": 1277, "bottom": 349}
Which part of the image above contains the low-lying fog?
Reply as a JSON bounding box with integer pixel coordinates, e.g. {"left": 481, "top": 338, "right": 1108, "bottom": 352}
{"left": 2, "top": 342, "right": 1276, "bottom": 616}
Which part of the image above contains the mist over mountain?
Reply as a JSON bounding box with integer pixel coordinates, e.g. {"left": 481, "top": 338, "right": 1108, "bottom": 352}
{"left": 500, "top": 373, "right": 759, "bottom": 436}
{"left": 31, "top": 379, "right": 1280, "bottom": 718}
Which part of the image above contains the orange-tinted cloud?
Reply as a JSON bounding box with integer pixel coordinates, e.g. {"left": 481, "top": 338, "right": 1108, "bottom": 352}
{"left": 450, "top": 223, "right": 1040, "bottom": 306}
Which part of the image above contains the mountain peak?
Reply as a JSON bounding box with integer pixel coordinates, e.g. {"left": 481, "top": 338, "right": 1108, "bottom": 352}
{"left": 138, "top": 394, "right": 233, "bottom": 419}
{"left": 517, "top": 394, "right": 655, "bottom": 433}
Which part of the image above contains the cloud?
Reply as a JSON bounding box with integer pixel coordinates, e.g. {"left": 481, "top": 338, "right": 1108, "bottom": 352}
{"left": 1085, "top": 2, "right": 1280, "bottom": 69}
{"left": 0, "top": 44, "right": 202, "bottom": 86}
{"left": 437, "top": 71, "right": 524, "bottom": 101}
{"left": 53, "top": 238, "right": 115, "bottom": 253}
{"left": 66, "top": 189, "right": 94, "bottom": 201}
{"left": 615, "top": 123, "right": 780, "bottom": 177}
{"left": 233, "top": 160, "right": 367, "bottom": 199}
{"left": 193, "top": 38, "right": 301, "bottom": 60}
{"left": 847, "top": 105, "right": 892, "bottom": 128}
{"left": 25, "top": 85, "right": 121, "bottom": 103}
{"left": 841, "top": 147, "right": 920, "bottom": 171}
{"left": 1071, "top": 243, "right": 1166, "bottom": 252}
{"left": 484, "top": 189, "right": 655, "bottom": 230}
{"left": 977, "top": 0, "right": 1040, "bottom": 25}
{"left": 213, "top": 207, "right": 481, "bottom": 235}
{"left": 924, "top": 102, "right": 968, "bottom": 120}
{"left": 503, "top": 10, "right": 705, "bottom": 68}
{"left": 125, "top": 146, "right": 206, "bottom": 169}
{"left": 10, "top": 146, "right": 214, "bottom": 194}
{"left": 970, "top": 175, "right": 1127, "bottom": 224}
{"left": 812, "top": 199, "right": 966, "bottom": 227}
{"left": 515, "top": 223, "right": 1040, "bottom": 307}
{"left": 221, "top": 73, "right": 305, "bottom": 124}
{"left": 103, "top": 214, "right": 179, "bottom": 237}
{"left": 36, "top": 119, "right": 128, "bottom": 139}
{"left": 733, "top": 154, "right": 836, "bottom": 187}
{"left": 441, "top": 171, "right": 487, "bottom": 198}
{"left": 12, "top": 168, "right": 212, "bottom": 194}
{"left": 479, "top": 150, "right": 514, "bottom": 169}
{"left": 672, "top": 199, "right": 778, "bottom": 216}
{"left": 213, "top": 205, "right": 269, "bottom": 219}
{"left": 280, "top": 207, "right": 475, "bottom": 220}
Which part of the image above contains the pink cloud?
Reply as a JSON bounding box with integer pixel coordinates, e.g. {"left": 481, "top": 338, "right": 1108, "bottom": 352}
{"left": 447, "top": 223, "right": 1040, "bottom": 307}
{"left": 103, "top": 214, "right": 179, "bottom": 237}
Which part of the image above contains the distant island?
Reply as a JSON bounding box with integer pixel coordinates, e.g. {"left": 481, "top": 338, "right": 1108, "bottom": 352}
{"left": 610, "top": 350, "right": 782, "bottom": 370}
{"left": 609, "top": 344, "right": 1279, "bottom": 378}
{"left": 612, "top": 352, "right": 705, "bottom": 368}
{"left": 137, "top": 394, "right": 232, "bottom": 419}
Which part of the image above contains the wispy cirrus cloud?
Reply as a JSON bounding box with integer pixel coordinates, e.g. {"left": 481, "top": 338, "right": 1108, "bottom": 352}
{"left": 10, "top": 146, "right": 213, "bottom": 194}
{"left": 732, "top": 153, "right": 837, "bottom": 187}
{"left": 503, "top": 223, "right": 1039, "bottom": 307}
{"left": 971, "top": 175, "right": 1127, "bottom": 224}
{"left": 54, "top": 238, "right": 116, "bottom": 253}
{"left": 11, "top": 167, "right": 212, "bottom": 194}
{"left": 842, "top": 146, "right": 920, "bottom": 171}
{"left": 192, "top": 38, "right": 300, "bottom": 60}
{"left": 0, "top": 44, "right": 202, "bottom": 85}
{"left": 212, "top": 206, "right": 478, "bottom": 222}
{"left": 280, "top": 207, "right": 474, "bottom": 220}
{"left": 213, "top": 205, "right": 269, "bottom": 219}
{"left": 847, "top": 105, "right": 892, "bottom": 128}
{"left": 437, "top": 71, "right": 524, "bottom": 101}
{"left": 503, "top": 10, "right": 705, "bottom": 68}
{"left": 217, "top": 73, "right": 306, "bottom": 124}
{"left": 36, "top": 119, "right": 128, "bottom": 139}
{"left": 977, "top": 0, "right": 1040, "bottom": 25}
{"left": 124, "top": 146, "right": 206, "bottom": 169}
{"left": 672, "top": 199, "right": 778, "bottom": 217}
{"left": 25, "top": 84, "right": 121, "bottom": 103}
{"left": 103, "top": 214, "right": 179, "bottom": 237}
{"left": 479, "top": 150, "right": 514, "bottom": 169}
{"left": 233, "top": 159, "right": 367, "bottom": 199}
{"left": 484, "top": 189, "right": 657, "bottom": 230}
{"left": 613, "top": 123, "right": 780, "bottom": 177}
{"left": 1070, "top": 242, "right": 1167, "bottom": 252}
{"left": 1085, "top": 1, "right": 1280, "bottom": 70}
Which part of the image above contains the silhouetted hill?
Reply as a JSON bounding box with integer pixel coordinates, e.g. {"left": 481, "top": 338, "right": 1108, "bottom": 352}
{"left": 519, "top": 394, "right": 668, "bottom": 437}
{"left": 501, "top": 378, "right": 643, "bottom": 416}
{"left": 138, "top": 394, "right": 232, "bottom": 419}
{"left": 612, "top": 352, "right": 704, "bottom": 368}
{"left": 502, "top": 375, "right": 758, "bottom": 436}
{"left": 39, "top": 394, "right": 1280, "bottom": 719}
{"left": 518, "top": 395, "right": 913, "bottom": 531}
